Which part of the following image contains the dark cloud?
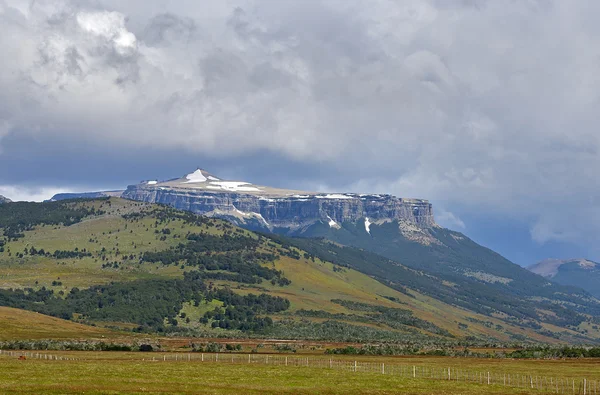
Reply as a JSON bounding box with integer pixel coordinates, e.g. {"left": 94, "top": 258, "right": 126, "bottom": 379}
{"left": 0, "top": 0, "right": 599, "bottom": 260}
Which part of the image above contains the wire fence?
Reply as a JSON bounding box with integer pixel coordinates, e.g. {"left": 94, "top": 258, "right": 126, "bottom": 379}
{"left": 0, "top": 349, "right": 78, "bottom": 361}
{"left": 1, "top": 349, "right": 598, "bottom": 394}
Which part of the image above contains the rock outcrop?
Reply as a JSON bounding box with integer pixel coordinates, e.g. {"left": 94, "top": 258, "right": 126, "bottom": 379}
{"left": 121, "top": 169, "right": 435, "bottom": 231}
{"left": 0, "top": 195, "right": 11, "bottom": 204}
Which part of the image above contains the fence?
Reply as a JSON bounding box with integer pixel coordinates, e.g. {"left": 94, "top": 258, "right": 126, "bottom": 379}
{"left": 1, "top": 349, "right": 597, "bottom": 394}
{"left": 0, "top": 349, "right": 78, "bottom": 361}
{"left": 132, "top": 352, "right": 600, "bottom": 394}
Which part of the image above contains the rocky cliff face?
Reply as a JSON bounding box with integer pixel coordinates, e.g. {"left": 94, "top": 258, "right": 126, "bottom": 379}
{"left": 0, "top": 195, "right": 11, "bottom": 204}
{"left": 120, "top": 169, "right": 435, "bottom": 232}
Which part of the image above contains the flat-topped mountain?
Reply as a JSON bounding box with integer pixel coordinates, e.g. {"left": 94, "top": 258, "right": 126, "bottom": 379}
{"left": 529, "top": 258, "right": 600, "bottom": 298}
{"left": 0, "top": 195, "right": 11, "bottom": 204}
{"left": 120, "top": 169, "right": 435, "bottom": 231}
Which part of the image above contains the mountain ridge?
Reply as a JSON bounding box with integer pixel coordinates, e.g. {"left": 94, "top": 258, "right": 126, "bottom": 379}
{"left": 119, "top": 168, "right": 436, "bottom": 230}
{"left": 529, "top": 258, "right": 600, "bottom": 298}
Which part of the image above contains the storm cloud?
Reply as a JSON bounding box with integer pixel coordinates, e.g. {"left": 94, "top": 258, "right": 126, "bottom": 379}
{"left": 1, "top": 0, "right": 599, "bottom": 258}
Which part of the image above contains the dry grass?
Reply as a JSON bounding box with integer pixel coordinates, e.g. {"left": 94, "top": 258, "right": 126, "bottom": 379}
{"left": 0, "top": 307, "right": 118, "bottom": 341}
{"left": 1, "top": 353, "right": 582, "bottom": 394}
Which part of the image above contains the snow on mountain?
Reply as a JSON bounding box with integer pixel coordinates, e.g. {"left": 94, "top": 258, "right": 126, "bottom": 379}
{"left": 206, "top": 181, "right": 260, "bottom": 192}
{"left": 184, "top": 169, "right": 208, "bottom": 183}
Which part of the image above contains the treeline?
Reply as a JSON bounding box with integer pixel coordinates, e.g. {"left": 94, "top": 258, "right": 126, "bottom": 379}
{"left": 141, "top": 232, "right": 291, "bottom": 286}
{"left": 18, "top": 247, "right": 92, "bottom": 259}
{"left": 198, "top": 286, "right": 289, "bottom": 332}
{"left": 0, "top": 272, "right": 291, "bottom": 333}
{"left": 506, "top": 346, "right": 600, "bottom": 359}
{"left": 324, "top": 344, "right": 600, "bottom": 359}
{"left": 0, "top": 199, "right": 104, "bottom": 240}
{"left": 0, "top": 340, "right": 149, "bottom": 352}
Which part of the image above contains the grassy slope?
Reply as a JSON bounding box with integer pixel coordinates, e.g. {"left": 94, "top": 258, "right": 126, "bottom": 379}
{"left": 0, "top": 307, "right": 118, "bottom": 341}
{"left": 0, "top": 198, "right": 570, "bottom": 342}
{"left": 295, "top": 221, "right": 600, "bottom": 342}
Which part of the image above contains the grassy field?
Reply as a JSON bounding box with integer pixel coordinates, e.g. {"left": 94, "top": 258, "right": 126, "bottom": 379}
{"left": 4, "top": 351, "right": 598, "bottom": 394}
{"left": 0, "top": 307, "right": 120, "bottom": 341}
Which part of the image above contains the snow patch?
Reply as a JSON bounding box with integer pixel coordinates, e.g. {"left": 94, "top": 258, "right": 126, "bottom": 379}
{"left": 364, "top": 217, "right": 371, "bottom": 234}
{"left": 208, "top": 176, "right": 220, "bottom": 181}
{"left": 233, "top": 206, "right": 269, "bottom": 226}
{"left": 253, "top": 212, "right": 269, "bottom": 226}
{"left": 326, "top": 215, "right": 340, "bottom": 229}
{"left": 316, "top": 194, "right": 353, "bottom": 200}
{"left": 206, "top": 181, "right": 260, "bottom": 192}
{"left": 147, "top": 180, "right": 158, "bottom": 185}
{"left": 184, "top": 169, "right": 207, "bottom": 183}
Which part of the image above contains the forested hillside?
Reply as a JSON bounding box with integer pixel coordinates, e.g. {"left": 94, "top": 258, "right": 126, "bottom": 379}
{"left": 0, "top": 198, "right": 598, "bottom": 344}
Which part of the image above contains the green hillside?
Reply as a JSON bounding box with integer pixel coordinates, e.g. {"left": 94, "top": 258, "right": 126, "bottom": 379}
{"left": 287, "top": 220, "right": 600, "bottom": 342}
{"left": 0, "top": 198, "right": 597, "bottom": 344}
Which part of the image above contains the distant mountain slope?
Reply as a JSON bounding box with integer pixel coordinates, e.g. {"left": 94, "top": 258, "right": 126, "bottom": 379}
{"left": 0, "top": 197, "right": 594, "bottom": 344}
{"left": 48, "top": 191, "right": 123, "bottom": 201}
{"left": 529, "top": 259, "right": 600, "bottom": 298}
{"left": 0, "top": 195, "right": 11, "bottom": 204}
{"left": 286, "top": 221, "right": 600, "bottom": 337}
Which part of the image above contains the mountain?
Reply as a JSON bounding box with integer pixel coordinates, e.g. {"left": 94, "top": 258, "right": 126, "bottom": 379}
{"left": 529, "top": 259, "right": 600, "bottom": 298}
{"left": 0, "top": 195, "right": 11, "bottom": 204}
{"left": 119, "top": 169, "right": 435, "bottom": 230}
{"left": 48, "top": 191, "right": 123, "bottom": 201}
{"left": 1, "top": 197, "right": 597, "bottom": 344}
{"left": 44, "top": 169, "right": 600, "bottom": 342}
{"left": 0, "top": 196, "right": 568, "bottom": 344}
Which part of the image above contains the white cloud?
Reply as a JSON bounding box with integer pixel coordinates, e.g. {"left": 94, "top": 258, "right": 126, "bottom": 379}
{"left": 0, "top": 185, "right": 71, "bottom": 202}
{"left": 436, "top": 210, "right": 466, "bottom": 230}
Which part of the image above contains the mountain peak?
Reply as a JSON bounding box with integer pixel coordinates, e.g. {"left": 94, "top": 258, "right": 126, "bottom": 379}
{"left": 529, "top": 258, "right": 598, "bottom": 278}
{"left": 183, "top": 168, "right": 223, "bottom": 183}
{"left": 0, "top": 195, "right": 12, "bottom": 204}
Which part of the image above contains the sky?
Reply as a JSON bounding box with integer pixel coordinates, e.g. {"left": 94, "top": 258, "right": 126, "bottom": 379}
{"left": 0, "top": 0, "right": 599, "bottom": 266}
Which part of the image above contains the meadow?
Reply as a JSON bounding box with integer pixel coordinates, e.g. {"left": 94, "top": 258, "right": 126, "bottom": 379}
{"left": 1, "top": 351, "right": 599, "bottom": 394}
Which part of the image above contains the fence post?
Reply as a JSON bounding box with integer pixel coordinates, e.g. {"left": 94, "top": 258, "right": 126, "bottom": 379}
{"left": 354, "top": 361, "right": 357, "bottom": 373}
{"left": 448, "top": 368, "right": 451, "bottom": 381}
{"left": 413, "top": 366, "right": 416, "bottom": 378}
{"left": 382, "top": 363, "right": 385, "bottom": 375}
{"left": 201, "top": 353, "right": 204, "bottom": 362}
{"left": 488, "top": 372, "right": 490, "bottom": 385}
